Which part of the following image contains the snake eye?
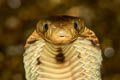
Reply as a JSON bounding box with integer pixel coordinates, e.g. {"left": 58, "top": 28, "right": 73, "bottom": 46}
{"left": 44, "top": 23, "right": 48, "bottom": 31}
{"left": 74, "top": 22, "right": 78, "bottom": 29}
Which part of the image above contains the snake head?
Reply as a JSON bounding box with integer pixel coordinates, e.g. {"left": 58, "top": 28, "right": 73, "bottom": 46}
{"left": 36, "top": 16, "right": 85, "bottom": 45}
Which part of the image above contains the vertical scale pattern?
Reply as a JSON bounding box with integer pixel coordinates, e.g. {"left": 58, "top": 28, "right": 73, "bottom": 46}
{"left": 23, "top": 37, "right": 102, "bottom": 80}
{"left": 23, "top": 39, "right": 45, "bottom": 80}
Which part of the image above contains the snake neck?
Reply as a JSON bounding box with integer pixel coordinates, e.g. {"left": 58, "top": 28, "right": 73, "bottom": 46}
{"left": 44, "top": 41, "right": 74, "bottom": 63}
{"left": 23, "top": 38, "right": 102, "bottom": 80}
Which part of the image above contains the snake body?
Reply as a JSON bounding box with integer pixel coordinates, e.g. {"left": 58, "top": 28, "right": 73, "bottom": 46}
{"left": 23, "top": 16, "right": 102, "bottom": 80}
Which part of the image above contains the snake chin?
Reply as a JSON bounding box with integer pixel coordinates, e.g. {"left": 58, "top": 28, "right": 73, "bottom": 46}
{"left": 44, "top": 37, "right": 78, "bottom": 45}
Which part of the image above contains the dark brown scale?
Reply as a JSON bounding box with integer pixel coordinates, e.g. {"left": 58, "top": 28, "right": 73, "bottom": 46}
{"left": 56, "top": 48, "right": 62, "bottom": 52}
{"left": 90, "top": 40, "right": 98, "bottom": 48}
{"left": 79, "top": 35, "right": 88, "bottom": 38}
{"left": 87, "top": 31, "right": 93, "bottom": 35}
{"left": 56, "top": 53, "right": 65, "bottom": 63}
{"left": 91, "top": 35, "right": 97, "bottom": 38}
{"left": 78, "top": 53, "right": 81, "bottom": 58}
{"left": 37, "top": 57, "right": 41, "bottom": 65}
{"left": 56, "top": 48, "right": 65, "bottom": 63}
{"left": 28, "top": 40, "right": 37, "bottom": 44}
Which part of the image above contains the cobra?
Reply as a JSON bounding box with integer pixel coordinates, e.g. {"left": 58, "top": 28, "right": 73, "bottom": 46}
{"left": 23, "top": 16, "right": 102, "bottom": 80}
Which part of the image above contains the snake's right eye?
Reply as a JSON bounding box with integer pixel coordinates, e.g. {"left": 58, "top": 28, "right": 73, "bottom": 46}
{"left": 44, "top": 23, "right": 48, "bottom": 31}
{"left": 74, "top": 22, "right": 78, "bottom": 29}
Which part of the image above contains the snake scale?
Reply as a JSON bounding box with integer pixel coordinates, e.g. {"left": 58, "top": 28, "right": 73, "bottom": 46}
{"left": 23, "top": 16, "right": 102, "bottom": 80}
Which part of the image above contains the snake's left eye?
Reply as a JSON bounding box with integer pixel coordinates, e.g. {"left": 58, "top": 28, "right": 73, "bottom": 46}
{"left": 44, "top": 23, "right": 48, "bottom": 31}
{"left": 74, "top": 22, "right": 78, "bottom": 29}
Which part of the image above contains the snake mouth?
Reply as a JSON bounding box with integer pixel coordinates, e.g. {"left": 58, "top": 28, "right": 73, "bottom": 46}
{"left": 44, "top": 37, "right": 78, "bottom": 45}
{"left": 59, "top": 36, "right": 65, "bottom": 37}
{"left": 59, "top": 35, "right": 69, "bottom": 38}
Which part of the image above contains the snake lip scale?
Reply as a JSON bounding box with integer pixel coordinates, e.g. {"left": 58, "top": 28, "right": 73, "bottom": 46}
{"left": 23, "top": 15, "right": 102, "bottom": 80}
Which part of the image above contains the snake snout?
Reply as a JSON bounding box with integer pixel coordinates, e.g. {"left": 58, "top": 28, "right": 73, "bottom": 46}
{"left": 56, "top": 31, "right": 70, "bottom": 38}
{"left": 51, "top": 30, "right": 73, "bottom": 43}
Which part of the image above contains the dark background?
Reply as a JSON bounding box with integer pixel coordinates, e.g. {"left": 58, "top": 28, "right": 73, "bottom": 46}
{"left": 0, "top": 0, "right": 120, "bottom": 80}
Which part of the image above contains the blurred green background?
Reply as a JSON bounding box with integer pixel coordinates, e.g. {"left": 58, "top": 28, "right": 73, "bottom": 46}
{"left": 0, "top": 0, "right": 120, "bottom": 80}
